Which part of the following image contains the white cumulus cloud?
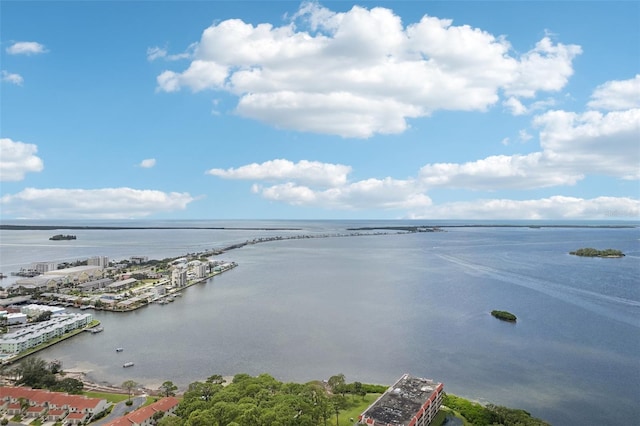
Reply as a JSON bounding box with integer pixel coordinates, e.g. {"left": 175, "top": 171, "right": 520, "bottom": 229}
{"left": 207, "top": 158, "right": 429, "bottom": 211}
{"left": 419, "top": 106, "right": 639, "bottom": 190}
{"left": 139, "top": 158, "right": 157, "bottom": 168}
{"left": 6, "top": 41, "right": 47, "bottom": 55}
{"left": 419, "top": 153, "right": 584, "bottom": 190}
{"left": 1, "top": 70, "right": 24, "bottom": 86}
{"left": 587, "top": 75, "right": 640, "bottom": 111}
{"left": 0, "top": 188, "right": 196, "bottom": 219}
{"left": 504, "top": 37, "right": 581, "bottom": 98}
{"left": 155, "top": 2, "right": 580, "bottom": 137}
{"left": 258, "top": 179, "right": 431, "bottom": 211}
{"left": 534, "top": 108, "right": 640, "bottom": 180}
{"left": 206, "top": 159, "right": 351, "bottom": 187}
{"left": 147, "top": 44, "right": 194, "bottom": 61}
{"left": 0, "top": 138, "right": 44, "bottom": 181}
{"left": 407, "top": 196, "right": 640, "bottom": 220}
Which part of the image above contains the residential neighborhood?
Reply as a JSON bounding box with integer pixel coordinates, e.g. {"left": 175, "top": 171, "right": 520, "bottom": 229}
{"left": 0, "top": 386, "right": 179, "bottom": 426}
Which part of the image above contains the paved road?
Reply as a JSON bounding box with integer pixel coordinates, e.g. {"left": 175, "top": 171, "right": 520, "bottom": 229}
{"left": 89, "top": 395, "right": 147, "bottom": 425}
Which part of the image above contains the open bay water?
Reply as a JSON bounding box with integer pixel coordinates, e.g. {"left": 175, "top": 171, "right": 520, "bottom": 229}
{"left": 0, "top": 220, "right": 639, "bottom": 425}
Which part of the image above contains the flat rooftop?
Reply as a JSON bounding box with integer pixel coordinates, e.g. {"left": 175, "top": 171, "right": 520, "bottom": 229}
{"left": 44, "top": 265, "right": 103, "bottom": 276}
{"left": 360, "top": 374, "right": 443, "bottom": 425}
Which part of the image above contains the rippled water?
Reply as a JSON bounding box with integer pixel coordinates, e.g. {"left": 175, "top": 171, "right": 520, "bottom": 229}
{"left": 1, "top": 221, "right": 639, "bottom": 425}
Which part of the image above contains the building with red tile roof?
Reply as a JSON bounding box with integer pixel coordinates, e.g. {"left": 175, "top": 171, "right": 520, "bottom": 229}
{"left": 0, "top": 386, "right": 108, "bottom": 424}
{"left": 103, "top": 396, "right": 179, "bottom": 426}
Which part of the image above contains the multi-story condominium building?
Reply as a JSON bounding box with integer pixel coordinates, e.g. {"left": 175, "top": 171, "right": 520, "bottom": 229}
{"left": 358, "top": 374, "right": 444, "bottom": 426}
{"left": 30, "top": 262, "right": 57, "bottom": 274}
{"left": 87, "top": 256, "right": 109, "bottom": 268}
{"left": 196, "top": 263, "right": 208, "bottom": 278}
{"left": 129, "top": 256, "right": 149, "bottom": 264}
{"left": 172, "top": 267, "right": 187, "bottom": 287}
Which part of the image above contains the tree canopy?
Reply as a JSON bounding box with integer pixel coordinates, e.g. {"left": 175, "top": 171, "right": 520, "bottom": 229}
{"left": 569, "top": 248, "right": 624, "bottom": 257}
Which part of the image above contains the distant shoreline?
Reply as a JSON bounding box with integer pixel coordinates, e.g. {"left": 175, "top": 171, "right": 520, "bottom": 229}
{"left": 1, "top": 223, "right": 636, "bottom": 231}
{"left": 0, "top": 225, "right": 303, "bottom": 231}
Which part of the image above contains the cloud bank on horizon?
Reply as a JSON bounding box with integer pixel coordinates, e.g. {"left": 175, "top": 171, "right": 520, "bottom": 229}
{"left": 1, "top": 1, "right": 638, "bottom": 220}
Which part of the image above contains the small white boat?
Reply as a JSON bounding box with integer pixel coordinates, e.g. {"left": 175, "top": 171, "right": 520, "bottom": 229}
{"left": 123, "top": 362, "right": 134, "bottom": 368}
{"left": 116, "top": 348, "right": 124, "bottom": 352}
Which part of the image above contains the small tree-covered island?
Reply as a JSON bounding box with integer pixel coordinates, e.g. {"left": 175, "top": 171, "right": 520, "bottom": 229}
{"left": 569, "top": 248, "right": 625, "bottom": 258}
{"left": 491, "top": 310, "right": 517, "bottom": 322}
{"left": 49, "top": 234, "right": 77, "bottom": 241}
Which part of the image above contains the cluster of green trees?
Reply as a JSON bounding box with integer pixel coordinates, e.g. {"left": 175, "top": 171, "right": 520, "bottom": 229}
{"left": 326, "top": 373, "right": 387, "bottom": 398}
{"left": 569, "top": 248, "right": 624, "bottom": 257}
{"left": 3, "top": 357, "right": 83, "bottom": 394}
{"left": 444, "top": 394, "right": 550, "bottom": 426}
{"left": 155, "top": 373, "right": 365, "bottom": 426}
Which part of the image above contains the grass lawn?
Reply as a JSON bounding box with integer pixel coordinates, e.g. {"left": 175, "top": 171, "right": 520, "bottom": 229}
{"left": 337, "top": 393, "right": 380, "bottom": 426}
{"left": 83, "top": 391, "right": 131, "bottom": 403}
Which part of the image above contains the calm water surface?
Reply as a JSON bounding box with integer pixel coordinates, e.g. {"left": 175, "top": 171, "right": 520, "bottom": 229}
{"left": 1, "top": 221, "right": 639, "bottom": 425}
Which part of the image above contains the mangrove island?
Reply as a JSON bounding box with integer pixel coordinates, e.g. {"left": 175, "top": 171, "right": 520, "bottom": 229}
{"left": 569, "top": 248, "right": 625, "bottom": 258}
{"left": 49, "top": 234, "right": 77, "bottom": 240}
{"left": 491, "top": 310, "right": 517, "bottom": 322}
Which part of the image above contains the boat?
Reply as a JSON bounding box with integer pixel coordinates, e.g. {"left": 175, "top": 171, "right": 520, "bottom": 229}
{"left": 90, "top": 326, "right": 104, "bottom": 334}
{"left": 123, "top": 362, "right": 134, "bottom": 368}
{"left": 116, "top": 348, "right": 124, "bottom": 352}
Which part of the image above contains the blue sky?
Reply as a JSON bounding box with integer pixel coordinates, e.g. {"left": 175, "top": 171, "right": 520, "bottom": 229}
{"left": 1, "top": 1, "right": 638, "bottom": 220}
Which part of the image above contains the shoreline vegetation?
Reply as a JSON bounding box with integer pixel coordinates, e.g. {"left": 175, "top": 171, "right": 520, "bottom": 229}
{"left": 0, "top": 366, "right": 551, "bottom": 426}
{"left": 569, "top": 247, "right": 625, "bottom": 257}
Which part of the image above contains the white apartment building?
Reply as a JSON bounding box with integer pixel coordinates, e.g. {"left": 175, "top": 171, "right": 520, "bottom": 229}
{"left": 196, "top": 263, "right": 208, "bottom": 278}
{"left": 172, "top": 267, "right": 187, "bottom": 287}
{"left": 0, "top": 313, "right": 93, "bottom": 354}
{"left": 30, "top": 262, "right": 57, "bottom": 274}
{"left": 130, "top": 256, "right": 149, "bottom": 264}
{"left": 87, "top": 256, "right": 109, "bottom": 268}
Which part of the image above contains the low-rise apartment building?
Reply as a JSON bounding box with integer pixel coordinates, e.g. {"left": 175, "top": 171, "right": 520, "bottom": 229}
{"left": 0, "top": 312, "right": 93, "bottom": 354}
{"left": 0, "top": 386, "right": 108, "bottom": 424}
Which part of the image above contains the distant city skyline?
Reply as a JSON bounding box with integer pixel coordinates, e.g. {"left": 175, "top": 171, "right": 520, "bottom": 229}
{"left": 1, "top": 1, "right": 638, "bottom": 220}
